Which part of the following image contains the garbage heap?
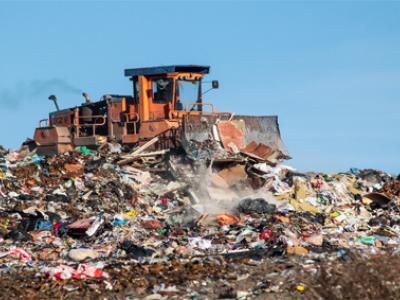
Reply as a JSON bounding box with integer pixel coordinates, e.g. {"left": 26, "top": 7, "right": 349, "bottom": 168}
{"left": 0, "top": 142, "right": 399, "bottom": 298}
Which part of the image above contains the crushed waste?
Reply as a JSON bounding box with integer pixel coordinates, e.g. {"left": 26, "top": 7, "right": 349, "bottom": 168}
{"left": 0, "top": 142, "right": 399, "bottom": 299}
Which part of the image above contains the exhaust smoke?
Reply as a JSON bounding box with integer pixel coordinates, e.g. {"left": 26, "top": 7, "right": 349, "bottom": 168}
{"left": 0, "top": 79, "right": 81, "bottom": 109}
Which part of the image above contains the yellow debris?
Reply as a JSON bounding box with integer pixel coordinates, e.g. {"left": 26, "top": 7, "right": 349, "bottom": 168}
{"left": 296, "top": 285, "right": 305, "bottom": 292}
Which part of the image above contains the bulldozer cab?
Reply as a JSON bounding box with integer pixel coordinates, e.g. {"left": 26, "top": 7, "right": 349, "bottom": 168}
{"left": 124, "top": 65, "right": 213, "bottom": 122}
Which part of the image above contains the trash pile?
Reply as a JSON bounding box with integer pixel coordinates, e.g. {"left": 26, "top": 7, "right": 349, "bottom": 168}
{"left": 0, "top": 141, "right": 399, "bottom": 299}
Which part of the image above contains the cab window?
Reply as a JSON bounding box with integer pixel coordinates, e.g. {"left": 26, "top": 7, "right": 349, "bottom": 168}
{"left": 152, "top": 78, "right": 173, "bottom": 104}
{"left": 176, "top": 79, "right": 200, "bottom": 110}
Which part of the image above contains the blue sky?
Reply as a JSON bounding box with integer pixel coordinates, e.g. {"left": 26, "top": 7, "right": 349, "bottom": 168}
{"left": 0, "top": 1, "right": 399, "bottom": 173}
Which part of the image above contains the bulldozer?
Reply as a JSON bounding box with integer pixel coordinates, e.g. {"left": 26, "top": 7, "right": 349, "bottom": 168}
{"left": 33, "top": 65, "right": 289, "bottom": 161}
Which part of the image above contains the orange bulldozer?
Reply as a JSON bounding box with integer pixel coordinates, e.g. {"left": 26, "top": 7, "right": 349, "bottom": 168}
{"left": 33, "top": 65, "right": 289, "bottom": 162}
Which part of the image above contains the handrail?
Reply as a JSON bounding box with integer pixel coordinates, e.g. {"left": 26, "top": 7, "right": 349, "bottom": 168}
{"left": 39, "top": 119, "right": 49, "bottom": 128}
{"left": 169, "top": 102, "right": 217, "bottom": 120}
{"left": 122, "top": 112, "right": 140, "bottom": 135}
{"left": 122, "top": 112, "right": 140, "bottom": 124}
{"left": 184, "top": 102, "right": 215, "bottom": 113}
{"left": 75, "top": 115, "right": 106, "bottom": 138}
{"left": 76, "top": 115, "right": 106, "bottom": 126}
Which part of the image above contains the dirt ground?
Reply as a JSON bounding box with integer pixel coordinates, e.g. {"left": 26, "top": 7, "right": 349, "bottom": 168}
{"left": 0, "top": 251, "right": 399, "bottom": 300}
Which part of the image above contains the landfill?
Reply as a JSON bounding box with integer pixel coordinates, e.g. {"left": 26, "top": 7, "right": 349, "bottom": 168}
{"left": 0, "top": 141, "right": 399, "bottom": 299}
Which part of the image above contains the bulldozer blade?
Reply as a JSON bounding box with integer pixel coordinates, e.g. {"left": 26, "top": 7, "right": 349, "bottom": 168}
{"left": 231, "top": 115, "right": 290, "bottom": 159}
{"left": 182, "top": 114, "right": 290, "bottom": 161}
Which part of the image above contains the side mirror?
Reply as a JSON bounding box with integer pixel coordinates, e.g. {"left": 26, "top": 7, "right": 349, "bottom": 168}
{"left": 201, "top": 80, "right": 220, "bottom": 96}
{"left": 212, "top": 80, "right": 219, "bottom": 89}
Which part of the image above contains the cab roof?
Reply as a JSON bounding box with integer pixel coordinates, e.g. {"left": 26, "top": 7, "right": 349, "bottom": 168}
{"left": 124, "top": 65, "right": 210, "bottom": 77}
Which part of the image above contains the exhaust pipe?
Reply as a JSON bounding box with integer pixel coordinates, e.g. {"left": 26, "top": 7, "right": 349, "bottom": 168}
{"left": 82, "top": 92, "right": 91, "bottom": 104}
{"left": 48, "top": 95, "right": 60, "bottom": 111}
